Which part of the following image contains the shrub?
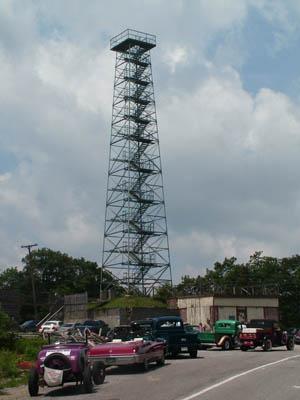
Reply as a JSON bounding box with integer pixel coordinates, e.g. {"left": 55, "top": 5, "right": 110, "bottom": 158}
{"left": 15, "top": 337, "right": 45, "bottom": 361}
{"left": 0, "top": 307, "right": 17, "bottom": 350}
{"left": 0, "top": 351, "right": 19, "bottom": 380}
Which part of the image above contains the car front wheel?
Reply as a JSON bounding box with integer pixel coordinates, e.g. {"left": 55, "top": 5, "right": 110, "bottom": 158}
{"left": 189, "top": 348, "right": 198, "bottom": 358}
{"left": 262, "top": 339, "right": 272, "bottom": 351}
{"left": 28, "top": 367, "right": 39, "bottom": 397}
{"left": 92, "top": 362, "right": 106, "bottom": 385}
{"left": 222, "top": 339, "right": 230, "bottom": 351}
{"left": 156, "top": 354, "right": 165, "bottom": 366}
{"left": 82, "top": 367, "right": 93, "bottom": 393}
{"left": 286, "top": 337, "right": 295, "bottom": 351}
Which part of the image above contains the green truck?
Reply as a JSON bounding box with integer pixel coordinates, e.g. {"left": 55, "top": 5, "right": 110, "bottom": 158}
{"left": 186, "top": 319, "right": 242, "bottom": 350}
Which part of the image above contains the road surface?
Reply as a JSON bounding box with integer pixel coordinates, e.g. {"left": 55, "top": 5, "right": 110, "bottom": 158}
{"left": 2, "top": 347, "right": 300, "bottom": 400}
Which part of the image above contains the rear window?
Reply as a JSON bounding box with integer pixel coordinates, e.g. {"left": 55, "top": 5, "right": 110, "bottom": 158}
{"left": 217, "top": 323, "right": 233, "bottom": 328}
{"left": 158, "top": 320, "right": 182, "bottom": 329}
{"left": 248, "top": 320, "right": 274, "bottom": 328}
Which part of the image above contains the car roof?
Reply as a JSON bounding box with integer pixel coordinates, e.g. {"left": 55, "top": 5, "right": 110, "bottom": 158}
{"left": 138, "top": 316, "right": 182, "bottom": 323}
{"left": 216, "top": 319, "right": 239, "bottom": 324}
{"left": 44, "top": 320, "right": 61, "bottom": 324}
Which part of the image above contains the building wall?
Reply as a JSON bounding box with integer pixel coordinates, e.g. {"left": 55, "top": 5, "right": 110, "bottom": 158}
{"left": 64, "top": 292, "right": 88, "bottom": 322}
{"left": 93, "top": 308, "right": 121, "bottom": 328}
{"left": 214, "top": 297, "right": 278, "bottom": 308}
{"left": 81, "top": 307, "right": 180, "bottom": 328}
{"left": 177, "top": 297, "right": 213, "bottom": 325}
{"left": 247, "top": 307, "right": 264, "bottom": 320}
{"left": 218, "top": 306, "right": 236, "bottom": 320}
{"left": 173, "top": 296, "right": 279, "bottom": 325}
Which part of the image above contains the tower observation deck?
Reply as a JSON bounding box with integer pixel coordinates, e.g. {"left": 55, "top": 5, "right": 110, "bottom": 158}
{"left": 101, "top": 29, "right": 172, "bottom": 296}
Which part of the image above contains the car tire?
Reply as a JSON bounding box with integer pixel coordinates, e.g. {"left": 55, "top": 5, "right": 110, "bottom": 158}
{"left": 262, "top": 339, "right": 272, "bottom": 351}
{"left": 189, "top": 348, "right": 198, "bottom": 358}
{"left": 156, "top": 354, "right": 165, "bottom": 367}
{"left": 28, "top": 367, "right": 39, "bottom": 397}
{"left": 286, "top": 337, "right": 295, "bottom": 351}
{"left": 143, "top": 358, "right": 149, "bottom": 372}
{"left": 82, "top": 367, "right": 93, "bottom": 393}
{"left": 92, "top": 362, "right": 106, "bottom": 385}
{"left": 170, "top": 349, "right": 179, "bottom": 357}
{"left": 222, "top": 339, "right": 230, "bottom": 351}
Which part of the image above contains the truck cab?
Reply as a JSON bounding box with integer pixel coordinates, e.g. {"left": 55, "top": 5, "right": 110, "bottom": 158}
{"left": 136, "top": 316, "right": 198, "bottom": 358}
{"left": 198, "top": 319, "right": 242, "bottom": 350}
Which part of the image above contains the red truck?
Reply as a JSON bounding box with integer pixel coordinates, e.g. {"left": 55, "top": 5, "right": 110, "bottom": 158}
{"left": 239, "top": 319, "right": 295, "bottom": 351}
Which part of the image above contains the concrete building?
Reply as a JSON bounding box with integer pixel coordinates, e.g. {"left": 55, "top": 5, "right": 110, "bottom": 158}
{"left": 64, "top": 293, "right": 179, "bottom": 327}
{"left": 168, "top": 296, "right": 279, "bottom": 328}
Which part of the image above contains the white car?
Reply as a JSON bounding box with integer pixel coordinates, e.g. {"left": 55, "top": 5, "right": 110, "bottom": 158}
{"left": 38, "top": 320, "right": 62, "bottom": 334}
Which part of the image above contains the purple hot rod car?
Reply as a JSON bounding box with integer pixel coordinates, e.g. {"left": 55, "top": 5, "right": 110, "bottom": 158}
{"left": 28, "top": 338, "right": 105, "bottom": 396}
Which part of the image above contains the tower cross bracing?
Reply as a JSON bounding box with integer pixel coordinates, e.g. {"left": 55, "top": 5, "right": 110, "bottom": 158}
{"left": 102, "top": 29, "right": 172, "bottom": 296}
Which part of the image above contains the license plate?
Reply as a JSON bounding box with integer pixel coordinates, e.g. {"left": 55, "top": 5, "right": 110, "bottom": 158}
{"left": 106, "top": 358, "right": 116, "bottom": 364}
{"left": 181, "top": 347, "right": 188, "bottom": 351}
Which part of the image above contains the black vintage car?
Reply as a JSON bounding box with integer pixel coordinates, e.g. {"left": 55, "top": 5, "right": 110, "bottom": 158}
{"left": 239, "top": 319, "right": 294, "bottom": 351}
{"left": 81, "top": 320, "right": 109, "bottom": 336}
{"left": 135, "top": 316, "right": 199, "bottom": 358}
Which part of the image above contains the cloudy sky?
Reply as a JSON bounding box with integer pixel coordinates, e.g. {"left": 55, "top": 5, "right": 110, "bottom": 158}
{"left": 1, "top": 0, "right": 300, "bottom": 282}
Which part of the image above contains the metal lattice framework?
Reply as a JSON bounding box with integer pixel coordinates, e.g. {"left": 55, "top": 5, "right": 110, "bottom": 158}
{"left": 101, "top": 29, "right": 172, "bottom": 296}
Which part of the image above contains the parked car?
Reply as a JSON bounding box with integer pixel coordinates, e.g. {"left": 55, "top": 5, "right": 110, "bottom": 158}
{"left": 197, "top": 320, "right": 242, "bottom": 350}
{"left": 58, "top": 322, "right": 82, "bottom": 334}
{"left": 82, "top": 320, "right": 109, "bottom": 336}
{"left": 38, "top": 320, "right": 62, "bottom": 334}
{"left": 135, "top": 316, "right": 199, "bottom": 358}
{"left": 293, "top": 328, "right": 300, "bottom": 344}
{"left": 89, "top": 324, "right": 165, "bottom": 370}
{"left": 28, "top": 335, "right": 105, "bottom": 396}
{"left": 20, "top": 320, "right": 38, "bottom": 332}
{"left": 239, "top": 319, "right": 295, "bottom": 351}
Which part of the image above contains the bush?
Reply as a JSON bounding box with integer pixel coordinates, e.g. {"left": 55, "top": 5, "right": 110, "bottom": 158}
{"left": 0, "top": 307, "right": 17, "bottom": 350}
{"left": 0, "top": 351, "right": 19, "bottom": 380}
{"left": 15, "top": 337, "right": 45, "bottom": 361}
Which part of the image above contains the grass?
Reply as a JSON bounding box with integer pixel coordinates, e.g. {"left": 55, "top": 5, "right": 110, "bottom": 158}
{"left": 99, "top": 296, "right": 167, "bottom": 309}
{"left": 0, "top": 336, "right": 45, "bottom": 390}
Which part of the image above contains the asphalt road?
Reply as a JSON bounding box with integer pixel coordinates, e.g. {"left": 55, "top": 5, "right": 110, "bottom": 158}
{"left": 3, "top": 347, "right": 300, "bottom": 400}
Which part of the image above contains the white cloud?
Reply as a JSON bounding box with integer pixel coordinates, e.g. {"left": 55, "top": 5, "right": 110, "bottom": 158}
{"left": 1, "top": 0, "right": 300, "bottom": 284}
{"left": 163, "top": 46, "right": 189, "bottom": 73}
{"left": 36, "top": 38, "right": 113, "bottom": 116}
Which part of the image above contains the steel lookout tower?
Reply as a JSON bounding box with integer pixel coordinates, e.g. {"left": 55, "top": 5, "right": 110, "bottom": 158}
{"left": 101, "top": 29, "right": 172, "bottom": 296}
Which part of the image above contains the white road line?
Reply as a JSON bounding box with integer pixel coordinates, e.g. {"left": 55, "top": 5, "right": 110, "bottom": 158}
{"left": 179, "top": 355, "right": 300, "bottom": 400}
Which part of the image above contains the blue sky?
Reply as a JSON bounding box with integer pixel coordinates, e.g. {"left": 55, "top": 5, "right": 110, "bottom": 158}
{"left": 1, "top": 0, "right": 300, "bottom": 282}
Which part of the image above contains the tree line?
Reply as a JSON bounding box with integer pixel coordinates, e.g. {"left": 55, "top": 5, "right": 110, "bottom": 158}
{"left": 1, "top": 248, "right": 300, "bottom": 326}
{"left": 155, "top": 251, "right": 300, "bottom": 327}
{"left": 0, "top": 248, "right": 123, "bottom": 321}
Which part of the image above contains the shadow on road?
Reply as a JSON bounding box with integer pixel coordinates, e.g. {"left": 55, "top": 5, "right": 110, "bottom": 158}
{"left": 44, "top": 385, "right": 101, "bottom": 397}
{"left": 106, "top": 363, "right": 171, "bottom": 375}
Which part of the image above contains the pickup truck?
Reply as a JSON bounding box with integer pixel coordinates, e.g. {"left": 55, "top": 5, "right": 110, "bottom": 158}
{"left": 196, "top": 320, "right": 242, "bottom": 350}
{"left": 135, "top": 316, "right": 199, "bottom": 358}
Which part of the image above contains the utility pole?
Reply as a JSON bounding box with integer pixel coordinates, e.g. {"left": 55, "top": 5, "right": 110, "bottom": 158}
{"left": 21, "top": 243, "right": 38, "bottom": 320}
